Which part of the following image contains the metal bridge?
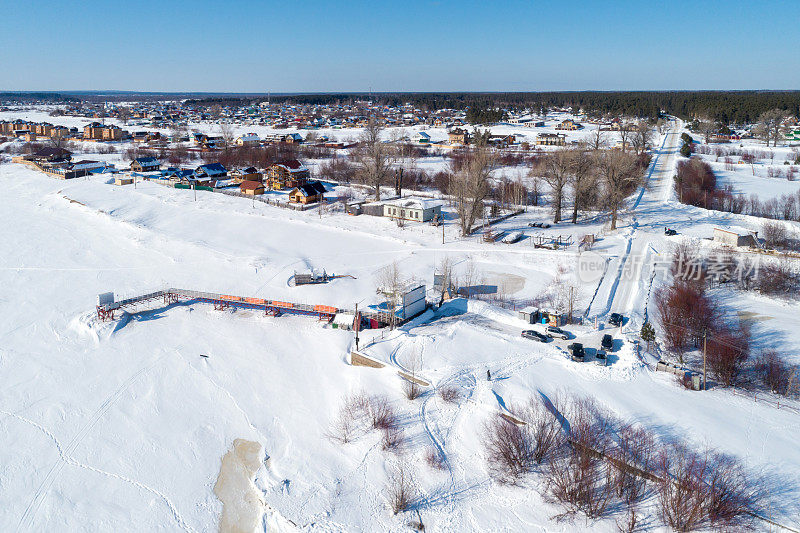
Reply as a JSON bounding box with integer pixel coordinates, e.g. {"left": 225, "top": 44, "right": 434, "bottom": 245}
{"left": 95, "top": 287, "right": 397, "bottom": 326}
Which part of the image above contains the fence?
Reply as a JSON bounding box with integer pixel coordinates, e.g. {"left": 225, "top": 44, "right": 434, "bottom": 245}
{"left": 215, "top": 188, "right": 319, "bottom": 211}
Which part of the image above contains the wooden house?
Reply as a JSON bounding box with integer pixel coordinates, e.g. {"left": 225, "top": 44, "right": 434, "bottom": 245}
{"left": 240, "top": 180, "right": 265, "bottom": 195}
{"left": 266, "top": 160, "right": 309, "bottom": 190}
{"left": 289, "top": 181, "right": 326, "bottom": 204}
{"left": 130, "top": 156, "right": 160, "bottom": 172}
{"left": 230, "top": 167, "right": 261, "bottom": 184}
{"left": 556, "top": 119, "right": 582, "bottom": 131}
{"left": 195, "top": 162, "right": 227, "bottom": 179}
{"left": 535, "top": 133, "right": 567, "bottom": 146}
{"left": 448, "top": 128, "right": 470, "bottom": 146}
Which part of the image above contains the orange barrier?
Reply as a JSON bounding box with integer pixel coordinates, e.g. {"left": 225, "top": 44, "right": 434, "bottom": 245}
{"left": 314, "top": 305, "right": 337, "bottom": 314}
{"left": 271, "top": 301, "right": 294, "bottom": 309}
{"left": 220, "top": 294, "right": 241, "bottom": 302}
{"left": 243, "top": 297, "right": 265, "bottom": 305}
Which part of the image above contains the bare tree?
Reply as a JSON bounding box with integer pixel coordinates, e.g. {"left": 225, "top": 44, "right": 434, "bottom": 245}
{"left": 618, "top": 123, "right": 633, "bottom": 152}
{"left": 696, "top": 118, "right": 718, "bottom": 145}
{"left": 402, "top": 351, "right": 423, "bottom": 400}
{"left": 631, "top": 120, "right": 653, "bottom": 155}
{"left": 117, "top": 106, "right": 131, "bottom": 125}
{"left": 542, "top": 149, "right": 572, "bottom": 223}
{"left": 449, "top": 143, "right": 497, "bottom": 236}
{"left": 589, "top": 127, "right": 607, "bottom": 151}
{"left": 597, "top": 149, "right": 639, "bottom": 230}
{"left": 756, "top": 109, "right": 787, "bottom": 147}
{"left": 568, "top": 147, "right": 595, "bottom": 224}
{"left": 353, "top": 117, "right": 395, "bottom": 200}
{"left": 218, "top": 123, "right": 236, "bottom": 150}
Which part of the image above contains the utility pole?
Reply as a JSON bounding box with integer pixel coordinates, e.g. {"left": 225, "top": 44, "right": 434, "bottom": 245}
{"left": 568, "top": 286, "right": 574, "bottom": 324}
{"left": 354, "top": 302, "right": 359, "bottom": 351}
{"left": 442, "top": 217, "right": 445, "bottom": 244}
{"left": 703, "top": 331, "right": 707, "bottom": 391}
{"left": 193, "top": 183, "right": 197, "bottom": 202}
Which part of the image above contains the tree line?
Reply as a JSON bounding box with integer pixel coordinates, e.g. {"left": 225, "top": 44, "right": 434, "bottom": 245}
{"left": 185, "top": 91, "right": 800, "bottom": 122}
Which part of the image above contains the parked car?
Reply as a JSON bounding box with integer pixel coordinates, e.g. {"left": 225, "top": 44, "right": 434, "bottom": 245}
{"left": 595, "top": 350, "right": 607, "bottom": 366}
{"left": 528, "top": 222, "right": 541, "bottom": 228}
{"left": 664, "top": 227, "right": 678, "bottom": 236}
{"left": 545, "top": 325, "right": 569, "bottom": 340}
{"left": 521, "top": 330, "right": 548, "bottom": 342}
{"left": 609, "top": 313, "right": 623, "bottom": 327}
{"left": 601, "top": 334, "right": 613, "bottom": 351}
{"left": 569, "top": 342, "right": 585, "bottom": 362}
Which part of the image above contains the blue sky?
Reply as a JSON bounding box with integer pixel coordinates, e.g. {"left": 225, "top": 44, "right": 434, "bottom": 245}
{"left": 2, "top": 0, "right": 798, "bottom": 92}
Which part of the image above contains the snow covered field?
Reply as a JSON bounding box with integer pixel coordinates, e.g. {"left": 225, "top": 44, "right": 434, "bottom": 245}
{"left": 2, "top": 115, "right": 800, "bottom": 531}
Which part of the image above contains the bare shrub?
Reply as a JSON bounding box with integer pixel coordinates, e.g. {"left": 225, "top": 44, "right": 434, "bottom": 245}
{"left": 762, "top": 220, "right": 789, "bottom": 249}
{"left": 544, "top": 441, "right": 615, "bottom": 520}
{"left": 519, "top": 397, "right": 563, "bottom": 465}
{"left": 369, "top": 395, "right": 398, "bottom": 431}
{"left": 403, "top": 379, "right": 421, "bottom": 400}
{"left": 705, "top": 454, "right": 763, "bottom": 531}
{"left": 425, "top": 448, "right": 447, "bottom": 471}
{"left": 438, "top": 385, "right": 460, "bottom": 404}
{"left": 611, "top": 424, "right": 656, "bottom": 507}
{"left": 755, "top": 258, "right": 797, "bottom": 295}
{"left": 755, "top": 350, "right": 798, "bottom": 396}
{"left": 656, "top": 444, "right": 709, "bottom": 531}
{"left": 483, "top": 417, "right": 535, "bottom": 484}
{"left": 657, "top": 444, "right": 764, "bottom": 532}
{"left": 327, "top": 392, "right": 372, "bottom": 443}
{"left": 543, "top": 397, "right": 616, "bottom": 519}
{"left": 706, "top": 324, "right": 750, "bottom": 387}
{"left": 386, "top": 466, "right": 416, "bottom": 514}
{"left": 382, "top": 427, "right": 406, "bottom": 454}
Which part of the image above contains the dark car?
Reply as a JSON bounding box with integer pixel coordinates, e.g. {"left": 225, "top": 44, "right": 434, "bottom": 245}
{"left": 601, "top": 334, "right": 613, "bottom": 351}
{"left": 595, "top": 350, "right": 607, "bottom": 366}
{"left": 664, "top": 227, "right": 678, "bottom": 236}
{"left": 546, "top": 325, "right": 569, "bottom": 340}
{"left": 522, "top": 330, "right": 548, "bottom": 342}
{"left": 569, "top": 342, "right": 585, "bottom": 362}
{"left": 609, "top": 313, "right": 623, "bottom": 327}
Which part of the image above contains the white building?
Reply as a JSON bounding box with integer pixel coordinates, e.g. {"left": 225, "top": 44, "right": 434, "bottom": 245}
{"left": 235, "top": 133, "right": 260, "bottom": 146}
{"left": 382, "top": 198, "right": 443, "bottom": 223}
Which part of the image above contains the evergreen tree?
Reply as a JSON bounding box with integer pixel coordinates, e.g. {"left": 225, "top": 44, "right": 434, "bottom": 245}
{"left": 640, "top": 322, "right": 656, "bottom": 351}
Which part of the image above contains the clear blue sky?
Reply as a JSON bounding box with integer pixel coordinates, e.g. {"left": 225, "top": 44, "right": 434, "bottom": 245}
{"left": 2, "top": 0, "right": 798, "bottom": 92}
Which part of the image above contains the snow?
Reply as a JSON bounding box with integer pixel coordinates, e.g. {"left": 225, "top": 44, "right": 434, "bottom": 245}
{"left": 2, "top": 111, "right": 800, "bottom": 531}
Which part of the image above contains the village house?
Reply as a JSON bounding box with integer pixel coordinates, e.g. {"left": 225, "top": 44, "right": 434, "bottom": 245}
{"left": 382, "top": 197, "right": 443, "bottom": 222}
{"left": 235, "top": 133, "right": 260, "bottom": 147}
{"left": 130, "top": 156, "right": 161, "bottom": 173}
{"left": 289, "top": 181, "right": 326, "bottom": 204}
{"left": 488, "top": 134, "right": 516, "bottom": 148}
{"left": 71, "top": 160, "right": 111, "bottom": 173}
{"left": 230, "top": 167, "right": 262, "bottom": 183}
{"left": 26, "top": 147, "right": 73, "bottom": 163}
{"left": 83, "top": 122, "right": 126, "bottom": 141}
{"left": 195, "top": 162, "right": 228, "bottom": 179}
{"left": 265, "top": 160, "right": 310, "bottom": 190}
{"left": 448, "top": 127, "right": 470, "bottom": 145}
{"left": 556, "top": 119, "right": 582, "bottom": 130}
{"left": 535, "top": 133, "right": 567, "bottom": 146}
{"left": 239, "top": 180, "right": 265, "bottom": 195}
